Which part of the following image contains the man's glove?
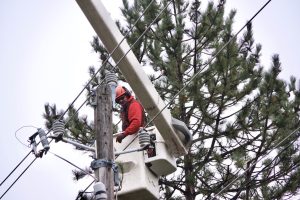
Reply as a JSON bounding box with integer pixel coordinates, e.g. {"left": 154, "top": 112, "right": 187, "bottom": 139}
{"left": 116, "top": 133, "right": 126, "bottom": 143}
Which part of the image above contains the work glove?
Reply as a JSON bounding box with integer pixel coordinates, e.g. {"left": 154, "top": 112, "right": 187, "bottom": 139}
{"left": 116, "top": 133, "right": 126, "bottom": 143}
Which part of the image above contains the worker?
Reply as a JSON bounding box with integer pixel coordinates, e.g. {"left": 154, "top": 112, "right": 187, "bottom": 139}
{"left": 115, "top": 85, "right": 146, "bottom": 143}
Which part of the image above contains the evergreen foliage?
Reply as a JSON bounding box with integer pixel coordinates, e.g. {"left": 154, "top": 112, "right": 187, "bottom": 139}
{"left": 43, "top": 0, "right": 300, "bottom": 199}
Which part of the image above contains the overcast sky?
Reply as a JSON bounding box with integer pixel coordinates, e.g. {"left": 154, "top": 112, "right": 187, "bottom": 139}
{"left": 0, "top": 0, "right": 299, "bottom": 200}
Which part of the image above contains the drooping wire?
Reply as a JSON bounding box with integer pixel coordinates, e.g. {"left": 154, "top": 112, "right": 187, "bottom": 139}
{"left": 48, "top": 151, "right": 96, "bottom": 180}
{"left": 0, "top": 100, "right": 87, "bottom": 197}
{"left": 14, "top": 125, "right": 38, "bottom": 148}
{"left": 0, "top": 0, "right": 157, "bottom": 197}
{"left": 0, "top": 126, "right": 38, "bottom": 187}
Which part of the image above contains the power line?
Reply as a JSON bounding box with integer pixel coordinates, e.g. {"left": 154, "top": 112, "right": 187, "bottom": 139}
{"left": 145, "top": 0, "right": 272, "bottom": 129}
{"left": 14, "top": 125, "right": 38, "bottom": 148}
{"left": 212, "top": 126, "right": 300, "bottom": 199}
{"left": 76, "top": 180, "right": 95, "bottom": 200}
{"left": 120, "top": 0, "right": 273, "bottom": 156}
{"left": 49, "top": 151, "right": 96, "bottom": 180}
{"left": 72, "top": 0, "right": 300, "bottom": 199}
{"left": 78, "top": 0, "right": 175, "bottom": 194}
{"left": 0, "top": 0, "right": 157, "bottom": 197}
{"left": 1, "top": 126, "right": 38, "bottom": 187}
{"left": 0, "top": 157, "right": 37, "bottom": 199}
{"left": 0, "top": 151, "right": 31, "bottom": 187}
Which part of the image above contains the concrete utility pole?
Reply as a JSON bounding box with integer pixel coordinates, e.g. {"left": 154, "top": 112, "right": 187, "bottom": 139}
{"left": 94, "top": 85, "right": 114, "bottom": 199}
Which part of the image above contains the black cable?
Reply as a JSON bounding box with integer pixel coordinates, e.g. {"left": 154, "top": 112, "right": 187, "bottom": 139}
{"left": 0, "top": 151, "right": 31, "bottom": 187}
{"left": 76, "top": 180, "right": 95, "bottom": 200}
{"left": 0, "top": 0, "right": 157, "bottom": 197}
{"left": 1, "top": 125, "right": 39, "bottom": 187}
{"left": 49, "top": 151, "right": 96, "bottom": 180}
{"left": 212, "top": 126, "right": 300, "bottom": 199}
{"left": 145, "top": 0, "right": 273, "bottom": 128}
{"left": 0, "top": 157, "right": 37, "bottom": 199}
{"left": 14, "top": 125, "right": 38, "bottom": 148}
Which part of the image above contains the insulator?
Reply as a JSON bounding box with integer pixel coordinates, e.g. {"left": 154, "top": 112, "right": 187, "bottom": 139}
{"left": 104, "top": 71, "right": 117, "bottom": 86}
{"left": 38, "top": 128, "right": 50, "bottom": 152}
{"left": 138, "top": 128, "right": 150, "bottom": 148}
{"left": 53, "top": 120, "right": 65, "bottom": 137}
{"left": 94, "top": 182, "right": 107, "bottom": 200}
{"left": 31, "top": 140, "right": 38, "bottom": 156}
{"left": 104, "top": 71, "right": 117, "bottom": 108}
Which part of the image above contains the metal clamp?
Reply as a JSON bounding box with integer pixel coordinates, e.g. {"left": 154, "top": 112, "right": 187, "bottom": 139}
{"left": 112, "top": 164, "right": 120, "bottom": 187}
{"left": 91, "top": 159, "right": 113, "bottom": 170}
{"left": 89, "top": 89, "right": 97, "bottom": 107}
{"left": 91, "top": 159, "right": 120, "bottom": 187}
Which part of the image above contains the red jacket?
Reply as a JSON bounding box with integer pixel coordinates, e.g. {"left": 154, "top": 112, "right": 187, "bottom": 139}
{"left": 121, "top": 96, "right": 145, "bottom": 136}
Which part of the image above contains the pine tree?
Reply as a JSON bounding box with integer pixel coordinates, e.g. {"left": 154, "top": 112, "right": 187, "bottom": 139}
{"left": 43, "top": 0, "right": 300, "bottom": 199}
{"left": 116, "top": 0, "right": 300, "bottom": 199}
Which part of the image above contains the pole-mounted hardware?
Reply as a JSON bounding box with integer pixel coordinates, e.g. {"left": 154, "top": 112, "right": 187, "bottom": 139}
{"left": 138, "top": 127, "right": 151, "bottom": 148}
{"left": 91, "top": 159, "right": 120, "bottom": 188}
{"left": 28, "top": 128, "right": 50, "bottom": 158}
{"left": 52, "top": 120, "right": 65, "bottom": 142}
{"left": 89, "top": 89, "right": 97, "bottom": 107}
{"left": 104, "top": 70, "right": 117, "bottom": 108}
{"left": 93, "top": 181, "right": 107, "bottom": 200}
{"left": 114, "top": 128, "right": 152, "bottom": 157}
{"left": 50, "top": 120, "right": 95, "bottom": 152}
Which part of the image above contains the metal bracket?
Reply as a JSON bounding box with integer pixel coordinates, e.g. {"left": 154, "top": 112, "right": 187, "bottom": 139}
{"left": 91, "top": 159, "right": 113, "bottom": 170}
{"left": 90, "top": 89, "right": 97, "bottom": 107}
{"left": 91, "top": 159, "right": 120, "bottom": 187}
{"left": 112, "top": 164, "right": 120, "bottom": 187}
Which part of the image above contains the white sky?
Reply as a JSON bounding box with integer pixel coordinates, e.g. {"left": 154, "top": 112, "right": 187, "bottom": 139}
{"left": 0, "top": 0, "right": 299, "bottom": 200}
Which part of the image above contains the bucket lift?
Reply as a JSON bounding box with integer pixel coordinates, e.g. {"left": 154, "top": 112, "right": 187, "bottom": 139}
{"left": 76, "top": 0, "right": 192, "bottom": 157}
{"left": 76, "top": 0, "right": 193, "bottom": 199}
{"left": 114, "top": 126, "right": 177, "bottom": 200}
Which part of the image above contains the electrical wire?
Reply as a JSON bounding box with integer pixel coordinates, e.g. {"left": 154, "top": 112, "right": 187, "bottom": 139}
{"left": 75, "top": 180, "right": 95, "bottom": 200}
{"left": 2, "top": 57, "right": 92, "bottom": 199}
{"left": 145, "top": 0, "right": 272, "bottom": 129}
{"left": 0, "top": 126, "right": 38, "bottom": 187}
{"left": 2, "top": 0, "right": 275, "bottom": 199}
{"left": 118, "top": 0, "right": 272, "bottom": 155}
{"left": 77, "top": 0, "right": 175, "bottom": 195}
{"left": 0, "top": 0, "right": 157, "bottom": 198}
{"left": 212, "top": 126, "right": 300, "bottom": 199}
{"left": 0, "top": 157, "right": 37, "bottom": 199}
{"left": 77, "top": 1, "right": 300, "bottom": 199}
{"left": 49, "top": 151, "right": 96, "bottom": 180}
{"left": 14, "top": 125, "right": 38, "bottom": 148}
{"left": 0, "top": 151, "right": 31, "bottom": 187}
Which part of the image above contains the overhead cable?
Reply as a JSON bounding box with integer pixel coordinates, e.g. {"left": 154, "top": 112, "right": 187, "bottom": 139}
{"left": 0, "top": 0, "right": 157, "bottom": 198}
{"left": 212, "top": 125, "right": 299, "bottom": 199}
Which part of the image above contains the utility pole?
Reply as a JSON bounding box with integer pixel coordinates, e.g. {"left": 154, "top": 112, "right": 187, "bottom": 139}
{"left": 93, "top": 84, "right": 114, "bottom": 199}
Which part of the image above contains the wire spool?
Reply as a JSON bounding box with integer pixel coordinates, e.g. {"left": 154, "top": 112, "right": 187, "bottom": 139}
{"left": 53, "top": 120, "right": 65, "bottom": 137}
{"left": 138, "top": 128, "right": 150, "bottom": 148}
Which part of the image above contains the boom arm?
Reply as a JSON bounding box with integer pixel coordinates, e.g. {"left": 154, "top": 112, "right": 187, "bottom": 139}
{"left": 76, "top": 0, "right": 191, "bottom": 156}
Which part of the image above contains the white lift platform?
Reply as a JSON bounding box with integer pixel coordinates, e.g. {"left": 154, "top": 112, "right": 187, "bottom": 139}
{"left": 114, "top": 126, "right": 176, "bottom": 200}
{"left": 76, "top": 0, "right": 192, "bottom": 157}
{"left": 76, "top": 1, "right": 193, "bottom": 199}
